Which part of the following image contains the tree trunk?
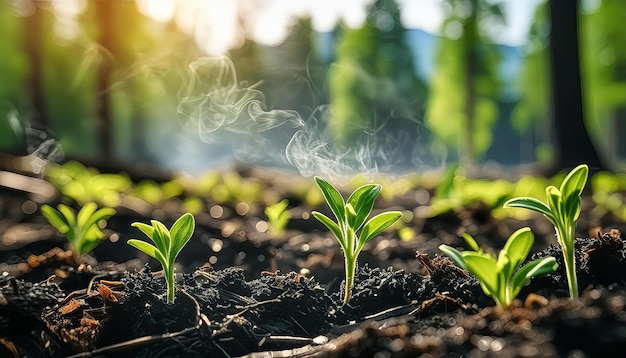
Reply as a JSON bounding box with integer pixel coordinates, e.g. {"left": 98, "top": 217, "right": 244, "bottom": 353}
{"left": 25, "top": 5, "right": 48, "bottom": 130}
{"left": 95, "top": 0, "right": 115, "bottom": 161}
{"left": 460, "top": 0, "right": 479, "bottom": 168}
{"left": 547, "top": 0, "right": 606, "bottom": 174}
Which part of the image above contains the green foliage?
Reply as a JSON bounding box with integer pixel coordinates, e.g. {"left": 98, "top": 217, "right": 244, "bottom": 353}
{"left": 131, "top": 179, "right": 183, "bottom": 206}
{"left": 329, "top": 0, "right": 426, "bottom": 145}
{"left": 504, "top": 164, "right": 588, "bottom": 299}
{"left": 264, "top": 199, "right": 291, "bottom": 238}
{"left": 349, "top": 174, "right": 418, "bottom": 202}
{"left": 210, "top": 171, "right": 262, "bottom": 205}
{"left": 426, "top": 0, "right": 503, "bottom": 163}
{"left": 312, "top": 177, "right": 402, "bottom": 304}
{"left": 41, "top": 202, "right": 115, "bottom": 259}
{"left": 128, "top": 213, "right": 195, "bottom": 304}
{"left": 439, "top": 227, "right": 558, "bottom": 307}
{"left": 427, "top": 166, "right": 515, "bottom": 218}
{"left": 46, "top": 161, "right": 131, "bottom": 207}
{"left": 591, "top": 171, "right": 626, "bottom": 220}
{"left": 581, "top": 0, "right": 626, "bottom": 159}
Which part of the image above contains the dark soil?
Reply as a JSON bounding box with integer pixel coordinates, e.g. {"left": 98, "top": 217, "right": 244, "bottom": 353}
{"left": 2, "top": 170, "right": 626, "bottom": 357}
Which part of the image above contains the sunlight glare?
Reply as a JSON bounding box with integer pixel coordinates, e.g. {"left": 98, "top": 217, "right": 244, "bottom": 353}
{"left": 193, "top": 0, "right": 242, "bottom": 56}
{"left": 136, "top": 0, "right": 176, "bottom": 23}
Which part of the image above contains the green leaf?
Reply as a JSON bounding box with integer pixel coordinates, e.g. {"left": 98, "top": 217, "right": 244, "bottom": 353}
{"left": 82, "top": 207, "right": 116, "bottom": 234}
{"left": 357, "top": 211, "right": 402, "bottom": 250}
{"left": 312, "top": 211, "right": 346, "bottom": 251}
{"left": 461, "top": 232, "right": 481, "bottom": 252}
{"left": 498, "top": 227, "right": 534, "bottom": 280}
{"left": 58, "top": 204, "right": 77, "bottom": 228}
{"left": 170, "top": 213, "right": 195, "bottom": 259}
{"left": 463, "top": 253, "right": 500, "bottom": 299}
{"left": 546, "top": 186, "right": 563, "bottom": 223}
{"left": 76, "top": 202, "right": 97, "bottom": 228}
{"left": 152, "top": 220, "right": 172, "bottom": 255}
{"left": 559, "top": 164, "right": 588, "bottom": 199}
{"left": 132, "top": 222, "right": 155, "bottom": 239}
{"left": 438, "top": 244, "right": 467, "bottom": 269}
{"left": 41, "top": 205, "right": 70, "bottom": 234}
{"left": 81, "top": 237, "right": 102, "bottom": 254}
{"left": 133, "top": 220, "right": 168, "bottom": 255}
{"left": 314, "top": 177, "right": 346, "bottom": 224}
{"left": 128, "top": 239, "right": 159, "bottom": 260}
{"left": 510, "top": 256, "right": 558, "bottom": 298}
{"left": 346, "top": 184, "right": 381, "bottom": 230}
{"left": 563, "top": 194, "right": 582, "bottom": 222}
{"left": 503, "top": 197, "right": 556, "bottom": 223}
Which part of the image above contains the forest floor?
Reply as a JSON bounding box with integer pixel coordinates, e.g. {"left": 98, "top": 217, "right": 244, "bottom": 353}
{"left": 1, "top": 167, "right": 626, "bottom": 357}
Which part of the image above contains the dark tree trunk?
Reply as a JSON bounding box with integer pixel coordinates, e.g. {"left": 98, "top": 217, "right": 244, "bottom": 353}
{"left": 462, "top": 0, "right": 479, "bottom": 168}
{"left": 25, "top": 5, "right": 48, "bottom": 129}
{"left": 547, "top": 0, "right": 606, "bottom": 174}
{"left": 95, "top": 0, "right": 115, "bottom": 161}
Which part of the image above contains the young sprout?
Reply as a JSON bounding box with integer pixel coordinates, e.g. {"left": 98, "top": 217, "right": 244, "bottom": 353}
{"left": 264, "top": 199, "right": 291, "bottom": 238}
{"left": 439, "top": 228, "right": 558, "bottom": 307}
{"left": 41, "top": 202, "right": 115, "bottom": 261}
{"left": 127, "top": 213, "right": 195, "bottom": 304}
{"left": 312, "top": 177, "right": 402, "bottom": 304}
{"left": 503, "top": 164, "right": 588, "bottom": 299}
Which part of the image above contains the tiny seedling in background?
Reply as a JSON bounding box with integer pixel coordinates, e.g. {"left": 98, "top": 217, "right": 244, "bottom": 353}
{"left": 265, "top": 199, "right": 291, "bottom": 238}
{"left": 439, "top": 227, "right": 558, "bottom": 307}
{"left": 127, "top": 213, "right": 195, "bottom": 304}
{"left": 312, "top": 177, "right": 402, "bottom": 305}
{"left": 41, "top": 202, "right": 115, "bottom": 260}
{"left": 503, "top": 164, "right": 588, "bottom": 299}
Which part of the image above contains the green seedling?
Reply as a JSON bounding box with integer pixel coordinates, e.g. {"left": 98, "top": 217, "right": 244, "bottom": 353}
{"left": 503, "top": 164, "right": 588, "bottom": 299}
{"left": 265, "top": 199, "right": 291, "bottom": 238}
{"left": 46, "top": 161, "right": 131, "bottom": 207}
{"left": 312, "top": 177, "right": 402, "bottom": 304}
{"left": 41, "top": 202, "right": 115, "bottom": 260}
{"left": 439, "top": 227, "right": 558, "bottom": 307}
{"left": 127, "top": 213, "right": 195, "bottom": 304}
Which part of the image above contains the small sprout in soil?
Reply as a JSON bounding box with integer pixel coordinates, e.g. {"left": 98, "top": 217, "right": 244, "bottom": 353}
{"left": 127, "top": 212, "right": 195, "bottom": 304}
{"left": 439, "top": 227, "right": 558, "bottom": 307}
{"left": 312, "top": 177, "right": 402, "bottom": 305}
{"left": 41, "top": 202, "right": 115, "bottom": 261}
{"left": 503, "top": 164, "right": 588, "bottom": 299}
{"left": 265, "top": 199, "right": 291, "bottom": 238}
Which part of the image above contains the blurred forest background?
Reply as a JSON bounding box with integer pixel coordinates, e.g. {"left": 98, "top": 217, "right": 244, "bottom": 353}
{"left": 1, "top": 0, "right": 625, "bottom": 177}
